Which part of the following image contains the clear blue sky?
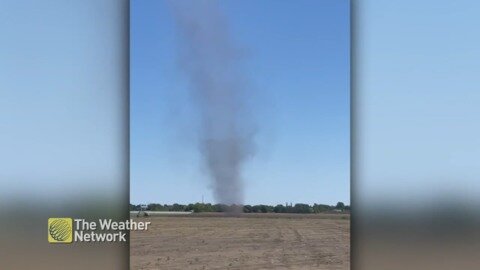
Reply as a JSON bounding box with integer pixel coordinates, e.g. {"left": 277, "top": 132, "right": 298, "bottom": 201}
{"left": 0, "top": 0, "right": 126, "bottom": 203}
{"left": 356, "top": 0, "right": 480, "bottom": 208}
{"left": 130, "top": 0, "right": 350, "bottom": 205}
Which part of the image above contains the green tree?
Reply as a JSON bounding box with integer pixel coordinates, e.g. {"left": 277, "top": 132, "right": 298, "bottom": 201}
{"left": 335, "top": 202, "right": 345, "bottom": 210}
{"left": 273, "top": 204, "right": 286, "bottom": 213}
{"left": 293, "top": 203, "right": 312, "bottom": 213}
{"left": 313, "top": 204, "right": 331, "bottom": 213}
{"left": 243, "top": 205, "right": 252, "bottom": 213}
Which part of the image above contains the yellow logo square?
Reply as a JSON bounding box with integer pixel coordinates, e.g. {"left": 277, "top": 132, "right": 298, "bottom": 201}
{"left": 48, "top": 218, "right": 73, "bottom": 243}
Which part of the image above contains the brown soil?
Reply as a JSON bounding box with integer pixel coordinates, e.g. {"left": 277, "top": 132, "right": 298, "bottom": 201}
{"left": 130, "top": 213, "right": 350, "bottom": 270}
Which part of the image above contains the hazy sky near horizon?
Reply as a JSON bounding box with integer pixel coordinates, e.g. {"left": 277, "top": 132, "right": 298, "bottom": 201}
{"left": 130, "top": 0, "right": 350, "bottom": 205}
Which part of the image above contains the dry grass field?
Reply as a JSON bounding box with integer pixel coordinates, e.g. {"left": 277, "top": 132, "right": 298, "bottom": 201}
{"left": 130, "top": 213, "right": 349, "bottom": 270}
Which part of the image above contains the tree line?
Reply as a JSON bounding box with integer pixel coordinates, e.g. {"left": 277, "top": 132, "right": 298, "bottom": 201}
{"left": 129, "top": 202, "right": 350, "bottom": 214}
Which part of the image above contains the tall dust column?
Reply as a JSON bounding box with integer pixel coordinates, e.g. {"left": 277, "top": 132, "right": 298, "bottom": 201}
{"left": 170, "top": 0, "right": 255, "bottom": 205}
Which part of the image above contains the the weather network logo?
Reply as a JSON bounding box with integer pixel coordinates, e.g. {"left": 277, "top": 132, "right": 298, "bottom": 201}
{"left": 48, "top": 218, "right": 73, "bottom": 243}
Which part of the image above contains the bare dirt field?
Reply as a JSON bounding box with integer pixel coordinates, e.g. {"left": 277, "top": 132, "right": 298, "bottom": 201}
{"left": 130, "top": 213, "right": 350, "bottom": 270}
